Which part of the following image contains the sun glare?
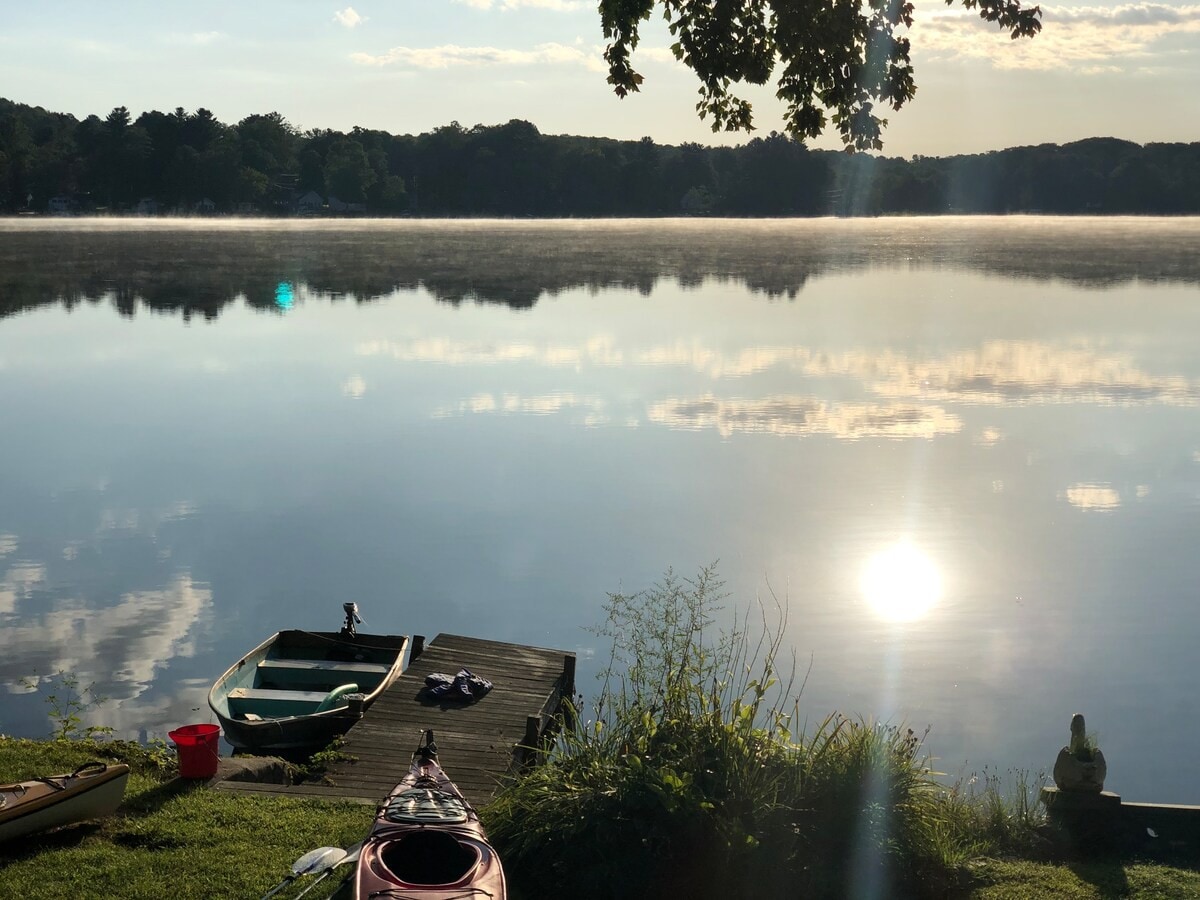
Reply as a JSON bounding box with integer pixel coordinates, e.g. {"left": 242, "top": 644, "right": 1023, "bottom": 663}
{"left": 861, "top": 544, "right": 942, "bottom": 623}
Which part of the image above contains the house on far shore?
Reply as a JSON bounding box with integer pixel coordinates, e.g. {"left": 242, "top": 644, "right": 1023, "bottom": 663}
{"left": 327, "top": 195, "right": 366, "bottom": 215}
{"left": 135, "top": 197, "right": 159, "bottom": 216}
{"left": 48, "top": 196, "right": 75, "bottom": 215}
{"left": 192, "top": 197, "right": 216, "bottom": 215}
{"left": 296, "top": 191, "right": 324, "bottom": 216}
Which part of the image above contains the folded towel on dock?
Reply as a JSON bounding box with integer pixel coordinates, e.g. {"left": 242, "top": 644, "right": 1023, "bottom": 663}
{"left": 425, "top": 668, "right": 493, "bottom": 701}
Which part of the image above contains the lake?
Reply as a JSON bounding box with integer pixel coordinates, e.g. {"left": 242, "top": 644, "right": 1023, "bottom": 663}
{"left": 2, "top": 217, "right": 1198, "bottom": 803}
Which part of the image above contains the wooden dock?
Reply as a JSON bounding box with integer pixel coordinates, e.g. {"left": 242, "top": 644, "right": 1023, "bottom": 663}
{"left": 215, "top": 633, "right": 575, "bottom": 807}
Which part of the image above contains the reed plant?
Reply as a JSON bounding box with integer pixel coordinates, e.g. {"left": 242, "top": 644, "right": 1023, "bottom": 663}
{"left": 486, "top": 565, "right": 1002, "bottom": 899}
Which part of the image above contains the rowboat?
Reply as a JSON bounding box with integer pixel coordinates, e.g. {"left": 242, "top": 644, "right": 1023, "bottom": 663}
{"left": 0, "top": 762, "right": 130, "bottom": 843}
{"left": 352, "top": 730, "right": 507, "bottom": 899}
{"left": 208, "top": 604, "right": 409, "bottom": 752}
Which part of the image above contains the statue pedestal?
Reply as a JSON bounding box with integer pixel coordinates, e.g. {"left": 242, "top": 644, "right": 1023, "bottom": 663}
{"left": 1041, "top": 786, "right": 1122, "bottom": 852}
{"left": 1041, "top": 786, "right": 1121, "bottom": 813}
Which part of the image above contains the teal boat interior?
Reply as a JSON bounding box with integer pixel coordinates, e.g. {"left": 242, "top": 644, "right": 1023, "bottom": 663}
{"left": 212, "top": 630, "right": 407, "bottom": 721}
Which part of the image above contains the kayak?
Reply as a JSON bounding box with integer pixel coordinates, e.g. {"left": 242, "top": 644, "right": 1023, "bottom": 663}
{"left": 208, "top": 604, "right": 410, "bottom": 752}
{"left": 0, "top": 762, "right": 130, "bottom": 843}
{"left": 352, "top": 730, "right": 507, "bottom": 899}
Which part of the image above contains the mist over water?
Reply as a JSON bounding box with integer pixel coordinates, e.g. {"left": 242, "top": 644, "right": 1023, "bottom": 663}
{"left": 2, "top": 218, "right": 1198, "bottom": 802}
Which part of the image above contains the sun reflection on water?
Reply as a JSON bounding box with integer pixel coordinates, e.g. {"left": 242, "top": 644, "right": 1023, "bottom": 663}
{"left": 861, "top": 543, "right": 942, "bottom": 623}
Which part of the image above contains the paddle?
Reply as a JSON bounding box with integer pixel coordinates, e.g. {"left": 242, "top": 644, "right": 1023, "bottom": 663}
{"left": 260, "top": 846, "right": 347, "bottom": 900}
{"left": 293, "top": 841, "right": 364, "bottom": 899}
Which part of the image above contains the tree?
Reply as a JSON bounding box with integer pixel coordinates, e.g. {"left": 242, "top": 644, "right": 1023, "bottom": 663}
{"left": 323, "top": 138, "right": 376, "bottom": 203}
{"left": 599, "top": 0, "right": 1042, "bottom": 151}
{"left": 236, "top": 112, "right": 298, "bottom": 179}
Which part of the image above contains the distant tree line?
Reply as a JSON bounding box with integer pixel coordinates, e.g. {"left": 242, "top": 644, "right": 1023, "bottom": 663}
{"left": 2, "top": 97, "right": 1199, "bottom": 216}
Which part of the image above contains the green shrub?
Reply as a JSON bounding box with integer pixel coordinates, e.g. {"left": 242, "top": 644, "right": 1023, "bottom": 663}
{"left": 485, "top": 565, "right": 993, "bottom": 899}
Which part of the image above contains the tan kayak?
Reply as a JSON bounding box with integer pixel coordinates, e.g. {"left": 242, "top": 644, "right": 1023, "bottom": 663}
{"left": 0, "top": 762, "right": 130, "bottom": 843}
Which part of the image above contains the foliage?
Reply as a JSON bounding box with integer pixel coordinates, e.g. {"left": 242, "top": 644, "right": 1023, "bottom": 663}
{"left": 3, "top": 98, "right": 1200, "bottom": 216}
{"left": 598, "top": 0, "right": 1042, "bottom": 150}
{"left": 484, "top": 565, "right": 988, "bottom": 898}
{"left": 933, "top": 767, "right": 1052, "bottom": 860}
{"left": 291, "top": 737, "right": 358, "bottom": 785}
{"left": 3, "top": 737, "right": 1195, "bottom": 900}
{"left": 18, "top": 671, "right": 115, "bottom": 742}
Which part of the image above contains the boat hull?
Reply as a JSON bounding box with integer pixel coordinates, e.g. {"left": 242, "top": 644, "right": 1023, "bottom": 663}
{"left": 353, "top": 739, "right": 507, "bottom": 899}
{"left": 0, "top": 763, "right": 130, "bottom": 843}
{"left": 208, "top": 629, "right": 408, "bottom": 753}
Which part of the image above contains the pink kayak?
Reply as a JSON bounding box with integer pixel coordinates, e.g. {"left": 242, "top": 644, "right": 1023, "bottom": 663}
{"left": 352, "top": 730, "right": 507, "bottom": 899}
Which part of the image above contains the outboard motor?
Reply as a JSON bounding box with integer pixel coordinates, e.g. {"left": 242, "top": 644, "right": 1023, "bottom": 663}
{"left": 341, "top": 602, "right": 363, "bottom": 637}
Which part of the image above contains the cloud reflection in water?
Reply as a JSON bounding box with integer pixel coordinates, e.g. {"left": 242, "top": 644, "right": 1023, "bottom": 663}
{"left": 1060, "top": 483, "right": 1122, "bottom": 511}
{"left": 648, "top": 396, "right": 963, "bottom": 440}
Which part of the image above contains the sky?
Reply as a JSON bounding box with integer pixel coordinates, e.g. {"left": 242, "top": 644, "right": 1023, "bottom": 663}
{"left": 2, "top": 0, "right": 1198, "bottom": 158}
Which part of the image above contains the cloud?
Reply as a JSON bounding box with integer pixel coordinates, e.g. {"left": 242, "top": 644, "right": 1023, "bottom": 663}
{"left": 357, "top": 335, "right": 623, "bottom": 368}
{"left": 914, "top": 3, "right": 1200, "bottom": 72}
{"left": 0, "top": 562, "right": 44, "bottom": 616}
{"left": 0, "top": 571, "right": 211, "bottom": 702}
{"left": 1061, "top": 483, "right": 1121, "bottom": 511}
{"left": 434, "top": 391, "right": 595, "bottom": 418}
{"left": 856, "top": 340, "right": 1197, "bottom": 407}
{"left": 636, "top": 338, "right": 1196, "bottom": 407}
{"left": 342, "top": 374, "right": 367, "bottom": 398}
{"left": 648, "top": 396, "right": 963, "bottom": 440}
{"left": 430, "top": 389, "right": 960, "bottom": 440}
{"left": 334, "top": 7, "right": 365, "bottom": 28}
{"left": 360, "top": 335, "right": 1197, "bottom": 409}
{"left": 351, "top": 42, "right": 605, "bottom": 72}
{"left": 975, "top": 427, "right": 1004, "bottom": 446}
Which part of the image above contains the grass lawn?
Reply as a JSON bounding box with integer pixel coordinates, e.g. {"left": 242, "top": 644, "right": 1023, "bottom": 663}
{"left": 968, "top": 859, "right": 1200, "bottom": 899}
{"left": 4, "top": 736, "right": 1200, "bottom": 899}
{"left": 0, "top": 738, "right": 372, "bottom": 899}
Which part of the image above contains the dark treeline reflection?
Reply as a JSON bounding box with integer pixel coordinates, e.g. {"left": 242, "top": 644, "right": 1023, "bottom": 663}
{"left": 2, "top": 219, "right": 1198, "bottom": 321}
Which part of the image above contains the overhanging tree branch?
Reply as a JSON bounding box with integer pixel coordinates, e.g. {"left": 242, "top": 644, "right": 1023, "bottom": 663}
{"left": 599, "top": 0, "right": 1041, "bottom": 151}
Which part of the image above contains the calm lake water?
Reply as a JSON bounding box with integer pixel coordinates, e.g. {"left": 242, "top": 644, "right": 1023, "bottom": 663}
{"left": 2, "top": 217, "right": 1199, "bottom": 802}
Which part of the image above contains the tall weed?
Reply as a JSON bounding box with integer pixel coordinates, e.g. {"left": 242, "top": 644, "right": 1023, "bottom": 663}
{"left": 486, "top": 565, "right": 997, "bottom": 899}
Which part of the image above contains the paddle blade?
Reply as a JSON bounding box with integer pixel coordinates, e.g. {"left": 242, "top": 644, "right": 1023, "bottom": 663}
{"left": 260, "top": 846, "right": 346, "bottom": 898}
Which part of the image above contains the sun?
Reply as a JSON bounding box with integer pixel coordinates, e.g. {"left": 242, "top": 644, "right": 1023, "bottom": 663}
{"left": 861, "top": 544, "right": 942, "bottom": 623}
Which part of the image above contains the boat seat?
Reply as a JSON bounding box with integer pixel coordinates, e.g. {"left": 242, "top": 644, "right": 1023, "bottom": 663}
{"left": 258, "top": 659, "right": 392, "bottom": 675}
{"left": 227, "top": 687, "right": 329, "bottom": 718}
{"left": 255, "top": 658, "right": 391, "bottom": 690}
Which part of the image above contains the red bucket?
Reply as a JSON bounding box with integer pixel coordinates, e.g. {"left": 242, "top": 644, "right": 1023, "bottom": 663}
{"left": 169, "top": 724, "right": 221, "bottom": 778}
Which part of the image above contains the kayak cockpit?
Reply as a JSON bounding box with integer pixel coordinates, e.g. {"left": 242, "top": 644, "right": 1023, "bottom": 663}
{"left": 377, "top": 831, "right": 483, "bottom": 886}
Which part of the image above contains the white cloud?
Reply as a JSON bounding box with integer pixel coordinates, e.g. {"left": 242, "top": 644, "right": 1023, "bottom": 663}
{"left": 648, "top": 395, "right": 963, "bottom": 440}
{"left": 914, "top": 3, "right": 1200, "bottom": 72}
{"left": 1061, "top": 483, "right": 1121, "bottom": 511}
{"left": 334, "top": 7, "right": 365, "bottom": 28}
{"left": 638, "top": 46, "right": 684, "bottom": 64}
{"left": 188, "top": 31, "right": 224, "bottom": 45}
{"left": 0, "top": 572, "right": 211, "bottom": 702}
{"left": 434, "top": 391, "right": 594, "bottom": 417}
{"left": 351, "top": 41, "right": 605, "bottom": 72}
{"left": 357, "top": 335, "right": 623, "bottom": 368}
{"left": 975, "top": 427, "right": 1004, "bottom": 446}
{"left": 342, "top": 374, "right": 367, "bottom": 398}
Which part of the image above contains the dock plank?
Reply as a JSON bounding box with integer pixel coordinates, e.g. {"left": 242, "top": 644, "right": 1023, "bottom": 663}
{"left": 216, "top": 633, "right": 573, "bottom": 807}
